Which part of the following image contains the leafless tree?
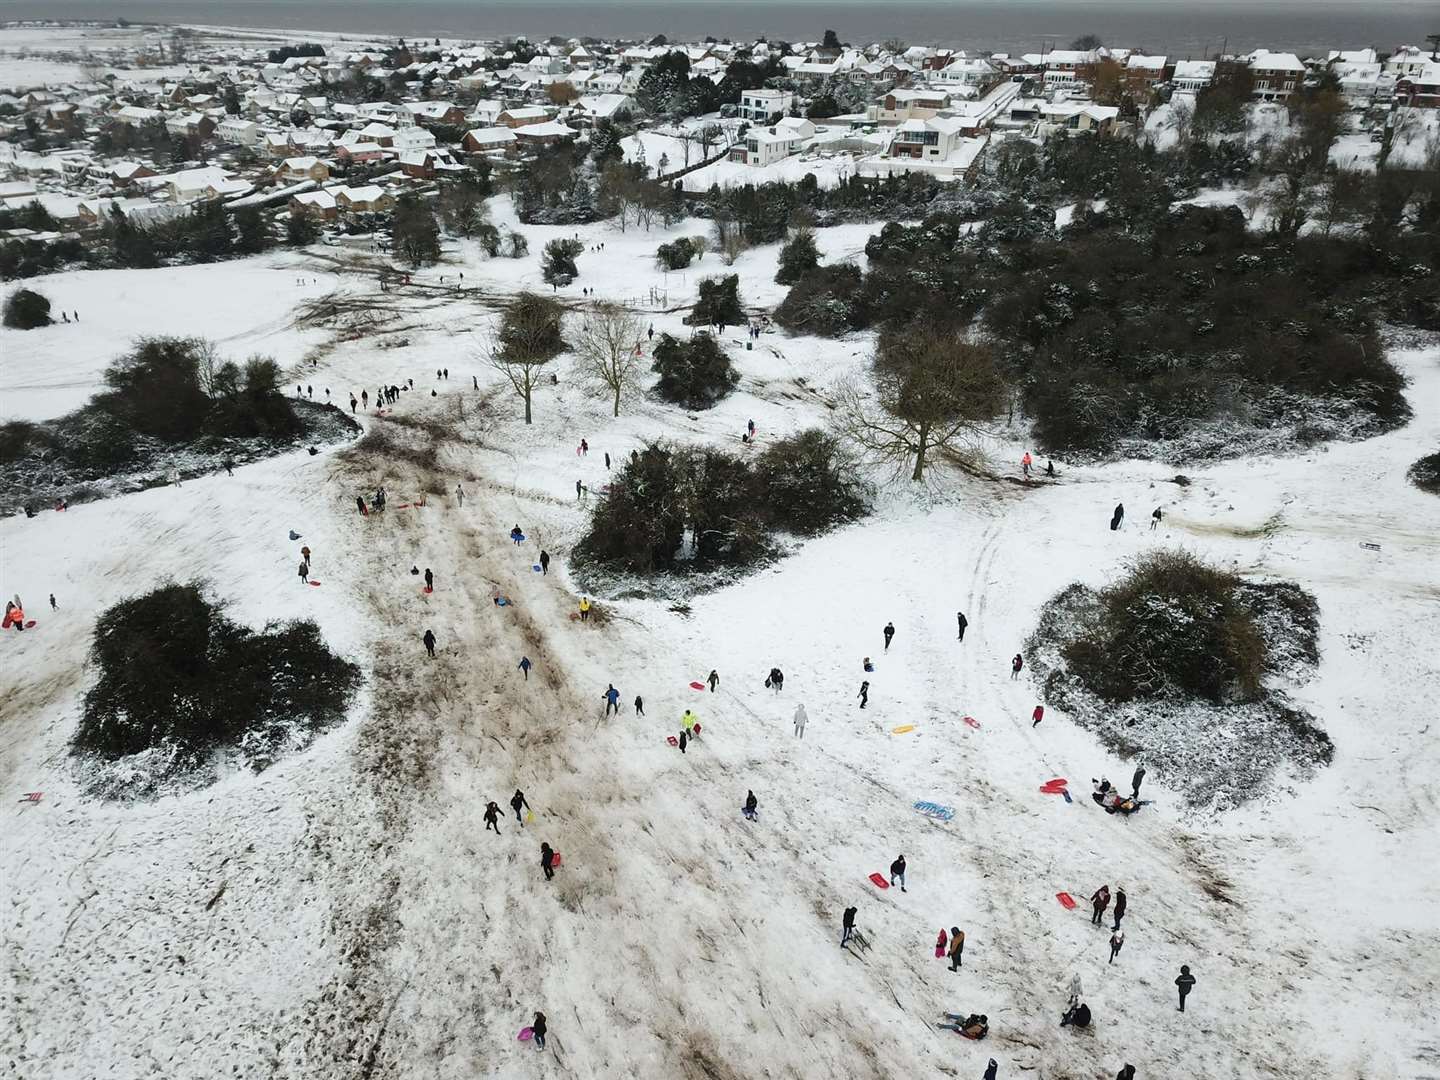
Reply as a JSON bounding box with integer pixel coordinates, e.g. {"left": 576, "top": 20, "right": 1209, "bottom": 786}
{"left": 576, "top": 302, "right": 645, "bottom": 416}
{"left": 483, "top": 292, "right": 566, "bottom": 424}
{"left": 834, "top": 320, "right": 1007, "bottom": 482}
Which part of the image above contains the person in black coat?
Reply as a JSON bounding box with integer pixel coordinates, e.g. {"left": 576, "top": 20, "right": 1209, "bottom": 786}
{"left": 857, "top": 680, "right": 869, "bottom": 709}
{"left": 541, "top": 843, "right": 555, "bottom": 881}
{"left": 539, "top": 550, "right": 550, "bottom": 575}
{"left": 1131, "top": 765, "right": 1146, "bottom": 799}
{"left": 422, "top": 629, "right": 436, "bottom": 657}
{"left": 1176, "top": 965, "right": 1196, "bottom": 1011}
{"left": 634, "top": 695, "right": 645, "bottom": 716}
{"left": 1110, "top": 503, "right": 1125, "bottom": 531}
{"left": 511, "top": 789, "right": 529, "bottom": 823}
{"left": 484, "top": 801, "right": 501, "bottom": 834}
{"left": 1112, "top": 887, "right": 1127, "bottom": 930}
{"left": 983, "top": 1060, "right": 998, "bottom": 1080}
{"left": 841, "top": 906, "right": 857, "bottom": 946}
{"left": 532, "top": 1011, "right": 547, "bottom": 1049}
{"left": 1116, "top": 1066, "right": 1135, "bottom": 1080}
{"left": 889, "top": 854, "right": 907, "bottom": 891}
{"left": 957, "top": 611, "right": 968, "bottom": 641}
{"left": 424, "top": 568, "right": 433, "bottom": 590}
{"left": 743, "top": 790, "right": 758, "bottom": 820}
{"left": 883, "top": 621, "right": 895, "bottom": 651}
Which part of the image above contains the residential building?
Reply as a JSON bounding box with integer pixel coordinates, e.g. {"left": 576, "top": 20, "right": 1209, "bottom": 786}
{"left": 513, "top": 120, "right": 578, "bottom": 146}
{"left": 738, "top": 89, "right": 794, "bottom": 123}
{"left": 873, "top": 89, "right": 952, "bottom": 124}
{"left": 1125, "top": 55, "right": 1169, "bottom": 93}
{"left": 728, "top": 124, "right": 806, "bottom": 167}
{"left": 1171, "top": 60, "right": 1216, "bottom": 93}
{"left": 215, "top": 118, "right": 262, "bottom": 146}
{"left": 461, "top": 126, "right": 518, "bottom": 153}
{"left": 1246, "top": 50, "right": 1305, "bottom": 100}
{"left": 1395, "top": 61, "right": 1440, "bottom": 108}
{"left": 497, "top": 106, "right": 551, "bottom": 128}
{"left": 279, "top": 156, "right": 330, "bottom": 182}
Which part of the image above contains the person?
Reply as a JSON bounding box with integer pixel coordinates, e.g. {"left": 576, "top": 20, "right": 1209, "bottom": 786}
{"left": 1151, "top": 506, "right": 1162, "bottom": 531}
{"left": 1032, "top": 704, "right": 1044, "bottom": 727}
{"left": 841, "top": 906, "right": 857, "bottom": 946}
{"left": 747, "top": 419, "right": 756, "bottom": 438}
{"left": 766, "top": 667, "right": 784, "bottom": 692}
{"left": 356, "top": 495, "right": 367, "bottom": 516}
{"left": 1116, "top": 1066, "right": 1135, "bottom": 1080}
{"left": 456, "top": 483, "right": 464, "bottom": 507}
{"left": 298, "top": 558, "right": 310, "bottom": 584}
{"left": 422, "top": 629, "right": 436, "bottom": 657}
{"left": 539, "top": 550, "right": 550, "bottom": 575}
{"left": 1131, "top": 764, "right": 1146, "bottom": 800}
{"left": 1067, "top": 972, "right": 1083, "bottom": 1009}
{"left": 1090, "top": 885, "right": 1111, "bottom": 925}
{"left": 484, "top": 801, "right": 502, "bottom": 834}
{"left": 707, "top": 669, "right": 719, "bottom": 692}
{"left": 1108, "top": 929, "right": 1124, "bottom": 964}
{"left": 532, "top": 1012, "right": 547, "bottom": 1050}
{"left": 223, "top": 458, "right": 235, "bottom": 476}
{"left": 48, "top": 594, "right": 56, "bottom": 611}
{"left": 511, "top": 789, "right": 529, "bottom": 823}
{"left": 678, "top": 729, "right": 688, "bottom": 754}
{"left": 883, "top": 621, "right": 895, "bottom": 651}
{"left": 945, "top": 1014, "right": 987, "bottom": 1039}
{"left": 743, "top": 790, "right": 758, "bottom": 820}
{"left": 511, "top": 524, "right": 524, "bottom": 544}
{"left": 1112, "top": 887, "right": 1127, "bottom": 930}
{"left": 634, "top": 695, "right": 645, "bottom": 717}
{"left": 1060, "top": 1002, "right": 1091, "bottom": 1028}
{"left": 1011, "top": 654, "right": 1023, "bottom": 679}
{"left": 948, "top": 927, "right": 965, "bottom": 970}
{"left": 889, "top": 854, "right": 906, "bottom": 891}
{"left": 424, "top": 568, "right": 434, "bottom": 591}
{"left": 580, "top": 438, "right": 589, "bottom": 455}
{"left": 957, "top": 611, "right": 968, "bottom": 641}
{"left": 541, "top": 844, "right": 555, "bottom": 881}
{"left": 856, "top": 680, "right": 871, "bottom": 709}
{"left": 518, "top": 656, "right": 532, "bottom": 680}
{"left": 603, "top": 684, "right": 620, "bottom": 715}
{"left": 1046, "top": 459, "right": 1055, "bottom": 477}
{"left": 984, "top": 1060, "right": 998, "bottom": 1080}
{"left": 1176, "top": 965, "right": 1196, "bottom": 1012}
{"left": 1022, "top": 451, "right": 1032, "bottom": 478}
{"left": 793, "top": 703, "right": 807, "bottom": 739}
{"left": 647, "top": 324, "right": 654, "bottom": 340}
{"left": 1110, "top": 503, "right": 1125, "bottom": 531}
{"left": 3, "top": 599, "right": 25, "bottom": 632}
{"left": 936, "top": 928, "right": 948, "bottom": 957}
{"left": 361, "top": 390, "right": 368, "bottom": 407}
{"left": 301, "top": 545, "right": 311, "bottom": 564}
{"left": 682, "top": 710, "right": 697, "bottom": 737}
{"left": 863, "top": 657, "right": 874, "bottom": 672}
{"left": 579, "top": 597, "right": 591, "bottom": 621}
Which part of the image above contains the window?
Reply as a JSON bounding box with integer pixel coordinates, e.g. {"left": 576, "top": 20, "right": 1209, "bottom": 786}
{"left": 897, "top": 129, "right": 939, "bottom": 145}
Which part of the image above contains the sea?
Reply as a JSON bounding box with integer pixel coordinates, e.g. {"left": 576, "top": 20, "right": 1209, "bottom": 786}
{"left": 1, "top": 0, "right": 1434, "bottom": 59}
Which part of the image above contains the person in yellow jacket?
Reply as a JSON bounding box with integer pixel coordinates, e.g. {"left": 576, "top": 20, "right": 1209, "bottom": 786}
{"left": 682, "top": 710, "right": 698, "bottom": 737}
{"left": 579, "top": 597, "right": 592, "bottom": 622}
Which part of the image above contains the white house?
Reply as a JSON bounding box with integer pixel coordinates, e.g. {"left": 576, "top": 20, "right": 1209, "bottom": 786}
{"left": 215, "top": 117, "right": 262, "bottom": 146}
{"left": 862, "top": 120, "right": 987, "bottom": 180}
{"left": 738, "top": 88, "right": 794, "bottom": 123}
{"left": 1171, "top": 60, "right": 1216, "bottom": 93}
{"left": 728, "top": 124, "right": 806, "bottom": 167}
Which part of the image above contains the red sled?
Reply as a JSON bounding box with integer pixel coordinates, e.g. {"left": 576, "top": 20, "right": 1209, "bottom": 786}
{"left": 1041, "top": 778, "right": 1069, "bottom": 794}
{"left": 692, "top": 722, "right": 701, "bottom": 736}
{"left": 667, "top": 736, "right": 678, "bottom": 746}
{"left": 309, "top": 581, "right": 321, "bottom": 587}
{"left": 24, "top": 620, "right": 37, "bottom": 628}
{"left": 689, "top": 681, "right": 705, "bottom": 690}
{"left": 963, "top": 716, "right": 981, "bottom": 730}
{"left": 1056, "top": 892, "right": 1077, "bottom": 909}
{"left": 423, "top": 586, "right": 433, "bottom": 594}
{"left": 19, "top": 792, "right": 42, "bottom": 803}
{"left": 551, "top": 852, "right": 562, "bottom": 867}
{"left": 935, "top": 945, "right": 945, "bottom": 958}
{"left": 868, "top": 872, "right": 890, "bottom": 889}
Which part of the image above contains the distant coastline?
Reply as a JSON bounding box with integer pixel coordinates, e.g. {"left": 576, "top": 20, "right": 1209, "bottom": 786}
{"left": 2, "top": 2, "right": 1436, "bottom": 58}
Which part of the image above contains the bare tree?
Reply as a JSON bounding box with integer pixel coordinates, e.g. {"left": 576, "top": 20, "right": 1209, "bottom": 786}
{"left": 484, "top": 292, "right": 566, "bottom": 424}
{"left": 834, "top": 321, "right": 1006, "bottom": 482}
{"left": 576, "top": 301, "right": 645, "bottom": 416}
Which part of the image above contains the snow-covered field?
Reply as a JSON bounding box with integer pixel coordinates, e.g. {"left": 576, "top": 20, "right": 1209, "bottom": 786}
{"left": 2, "top": 197, "right": 1439, "bottom": 1080}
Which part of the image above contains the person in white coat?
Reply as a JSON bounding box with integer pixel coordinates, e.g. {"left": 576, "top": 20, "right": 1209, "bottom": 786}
{"left": 793, "top": 704, "right": 808, "bottom": 739}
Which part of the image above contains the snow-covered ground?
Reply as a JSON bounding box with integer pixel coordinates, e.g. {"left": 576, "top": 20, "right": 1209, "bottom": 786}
{"left": 2, "top": 197, "right": 1439, "bottom": 1080}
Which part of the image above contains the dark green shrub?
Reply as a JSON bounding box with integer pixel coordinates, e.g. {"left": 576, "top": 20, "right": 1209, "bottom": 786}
{"left": 1409, "top": 451, "right": 1440, "bottom": 495}
{"left": 656, "top": 238, "right": 696, "bottom": 270}
{"left": 73, "top": 582, "right": 361, "bottom": 797}
{"left": 774, "top": 264, "right": 869, "bottom": 336}
{"left": 687, "top": 273, "right": 745, "bottom": 327}
{"left": 651, "top": 332, "right": 739, "bottom": 410}
{"left": 542, "top": 237, "right": 584, "bottom": 285}
{"left": 775, "top": 227, "right": 820, "bottom": 285}
{"left": 3, "top": 287, "right": 51, "bottom": 329}
{"left": 753, "top": 429, "right": 867, "bottom": 534}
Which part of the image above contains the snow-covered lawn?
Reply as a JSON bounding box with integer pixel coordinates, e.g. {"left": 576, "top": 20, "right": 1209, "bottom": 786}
{"left": 2, "top": 199, "right": 1438, "bottom": 1080}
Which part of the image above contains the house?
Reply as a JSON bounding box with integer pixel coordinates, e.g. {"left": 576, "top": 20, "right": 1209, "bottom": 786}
{"left": 467, "top": 99, "right": 504, "bottom": 125}
{"left": 1125, "top": 55, "right": 1168, "bottom": 93}
{"left": 728, "top": 124, "right": 806, "bottom": 167}
{"left": 1246, "top": 50, "right": 1305, "bottom": 100}
{"left": 44, "top": 103, "right": 80, "bottom": 130}
{"left": 77, "top": 196, "right": 184, "bottom": 227}
{"left": 1171, "top": 60, "right": 1216, "bottom": 93}
{"left": 738, "top": 88, "right": 794, "bottom": 123}
{"left": 404, "top": 101, "right": 467, "bottom": 127}
{"left": 279, "top": 156, "right": 330, "bottom": 182}
{"left": 333, "top": 184, "right": 395, "bottom": 213}
{"left": 512, "top": 120, "right": 578, "bottom": 146}
{"left": 571, "top": 94, "right": 635, "bottom": 123}
{"left": 392, "top": 126, "right": 437, "bottom": 151}
{"left": 873, "top": 88, "right": 952, "bottom": 124}
{"left": 1042, "top": 49, "right": 1101, "bottom": 88}
{"left": 1395, "top": 61, "right": 1440, "bottom": 108}
{"left": 289, "top": 189, "right": 338, "bottom": 220}
{"left": 334, "top": 141, "right": 385, "bottom": 164}
{"left": 215, "top": 117, "right": 262, "bottom": 146}
{"left": 497, "top": 106, "right": 550, "bottom": 128}
{"left": 933, "top": 57, "right": 1001, "bottom": 92}
{"left": 1383, "top": 45, "right": 1433, "bottom": 79}
{"left": 1332, "top": 61, "right": 1392, "bottom": 105}
{"left": 1035, "top": 101, "right": 1120, "bottom": 134}
{"left": 164, "top": 112, "right": 217, "bottom": 139}
{"left": 862, "top": 121, "right": 987, "bottom": 180}
{"left": 944, "top": 80, "right": 1023, "bottom": 135}
{"left": 263, "top": 132, "right": 295, "bottom": 158}
{"left": 113, "top": 105, "right": 163, "bottom": 127}
{"left": 461, "top": 126, "right": 518, "bottom": 154}
{"left": 101, "top": 160, "right": 157, "bottom": 186}
{"left": 397, "top": 149, "right": 460, "bottom": 179}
